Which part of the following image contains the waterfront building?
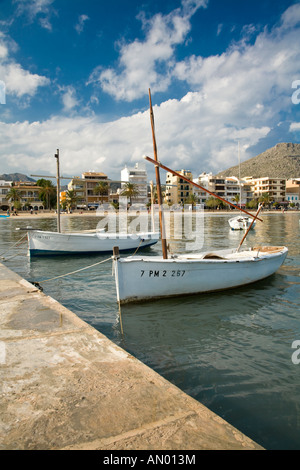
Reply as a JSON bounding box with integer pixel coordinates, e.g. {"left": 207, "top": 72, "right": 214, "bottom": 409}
{"left": 8, "top": 181, "right": 44, "bottom": 211}
{"left": 0, "top": 180, "right": 12, "bottom": 211}
{"left": 286, "top": 178, "right": 300, "bottom": 205}
{"left": 192, "top": 173, "right": 253, "bottom": 207}
{"left": 245, "top": 177, "right": 286, "bottom": 203}
{"left": 165, "top": 169, "right": 193, "bottom": 205}
{"left": 121, "top": 163, "right": 148, "bottom": 205}
{"left": 68, "top": 171, "right": 109, "bottom": 209}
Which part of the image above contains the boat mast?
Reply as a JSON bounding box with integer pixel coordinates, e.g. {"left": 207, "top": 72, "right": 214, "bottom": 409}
{"left": 54, "top": 149, "right": 61, "bottom": 233}
{"left": 238, "top": 141, "right": 242, "bottom": 210}
{"left": 237, "top": 203, "right": 263, "bottom": 251}
{"left": 148, "top": 89, "right": 168, "bottom": 259}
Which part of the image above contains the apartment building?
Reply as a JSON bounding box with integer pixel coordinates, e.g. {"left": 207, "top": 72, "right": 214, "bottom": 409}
{"left": 245, "top": 177, "right": 286, "bottom": 203}
{"left": 193, "top": 173, "right": 253, "bottom": 206}
{"left": 0, "top": 180, "right": 12, "bottom": 210}
{"left": 7, "top": 181, "right": 44, "bottom": 210}
{"left": 121, "top": 163, "right": 148, "bottom": 205}
{"left": 286, "top": 178, "right": 300, "bottom": 205}
{"left": 165, "top": 169, "right": 193, "bottom": 205}
{"left": 68, "top": 171, "right": 109, "bottom": 208}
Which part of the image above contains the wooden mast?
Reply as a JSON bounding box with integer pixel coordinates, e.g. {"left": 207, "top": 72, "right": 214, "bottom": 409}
{"left": 237, "top": 203, "right": 263, "bottom": 252}
{"left": 148, "top": 89, "right": 168, "bottom": 259}
{"left": 143, "top": 155, "right": 263, "bottom": 223}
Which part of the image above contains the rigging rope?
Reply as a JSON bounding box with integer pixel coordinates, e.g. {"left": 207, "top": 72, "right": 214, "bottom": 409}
{"left": 37, "top": 256, "right": 113, "bottom": 284}
{"left": 0, "top": 234, "right": 28, "bottom": 261}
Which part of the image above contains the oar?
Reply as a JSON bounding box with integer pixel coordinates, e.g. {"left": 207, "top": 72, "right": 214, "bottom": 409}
{"left": 143, "top": 155, "right": 263, "bottom": 222}
{"left": 237, "top": 203, "right": 263, "bottom": 252}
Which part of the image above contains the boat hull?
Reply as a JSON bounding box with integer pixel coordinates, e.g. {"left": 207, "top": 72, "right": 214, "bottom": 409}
{"left": 229, "top": 216, "right": 256, "bottom": 230}
{"left": 28, "top": 230, "right": 159, "bottom": 256}
{"left": 114, "top": 246, "right": 288, "bottom": 303}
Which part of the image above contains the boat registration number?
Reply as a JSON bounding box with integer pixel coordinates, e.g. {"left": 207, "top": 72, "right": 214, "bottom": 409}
{"left": 34, "top": 234, "right": 51, "bottom": 239}
{"left": 141, "top": 270, "right": 186, "bottom": 278}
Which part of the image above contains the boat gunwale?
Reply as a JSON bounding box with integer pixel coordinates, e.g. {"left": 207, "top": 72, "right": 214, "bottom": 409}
{"left": 28, "top": 229, "right": 160, "bottom": 240}
{"left": 117, "top": 246, "right": 288, "bottom": 264}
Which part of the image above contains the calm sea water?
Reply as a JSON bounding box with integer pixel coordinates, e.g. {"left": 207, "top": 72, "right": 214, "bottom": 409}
{"left": 1, "top": 212, "right": 300, "bottom": 450}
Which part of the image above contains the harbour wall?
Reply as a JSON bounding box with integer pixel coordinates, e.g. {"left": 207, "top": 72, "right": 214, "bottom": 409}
{"left": 0, "top": 262, "right": 263, "bottom": 450}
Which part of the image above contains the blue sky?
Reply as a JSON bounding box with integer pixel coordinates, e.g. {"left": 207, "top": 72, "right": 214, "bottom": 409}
{"left": 0, "top": 0, "right": 300, "bottom": 181}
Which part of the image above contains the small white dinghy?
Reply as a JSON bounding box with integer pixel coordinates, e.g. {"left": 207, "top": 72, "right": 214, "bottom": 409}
{"left": 229, "top": 216, "right": 256, "bottom": 230}
{"left": 113, "top": 246, "right": 288, "bottom": 304}
{"left": 28, "top": 230, "right": 159, "bottom": 256}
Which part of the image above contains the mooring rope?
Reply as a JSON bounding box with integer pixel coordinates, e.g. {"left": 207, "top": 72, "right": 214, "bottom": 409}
{"left": 0, "top": 234, "right": 28, "bottom": 261}
{"left": 36, "top": 256, "right": 113, "bottom": 284}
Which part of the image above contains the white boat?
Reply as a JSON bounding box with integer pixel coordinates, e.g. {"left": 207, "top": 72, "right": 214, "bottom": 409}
{"left": 229, "top": 216, "right": 256, "bottom": 230}
{"left": 28, "top": 230, "right": 159, "bottom": 256}
{"left": 114, "top": 246, "right": 288, "bottom": 304}
{"left": 113, "top": 89, "right": 288, "bottom": 305}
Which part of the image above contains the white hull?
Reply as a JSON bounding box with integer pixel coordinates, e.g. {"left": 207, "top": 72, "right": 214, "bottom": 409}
{"left": 229, "top": 216, "right": 256, "bottom": 230}
{"left": 28, "top": 230, "right": 159, "bottom": 256}
{"left": 114, "top": 246, "right": 288, "bottom": 303}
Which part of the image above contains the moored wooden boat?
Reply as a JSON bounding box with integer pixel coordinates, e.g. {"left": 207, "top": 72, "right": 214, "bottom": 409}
{"left": 28, "top": 229, "right": 159, "bottom": 256}
{"left": 113, "top": 246, "right": 288, "bottom": 304}
{"left": 229, "top": 216, "right": 256, "bottom": 230}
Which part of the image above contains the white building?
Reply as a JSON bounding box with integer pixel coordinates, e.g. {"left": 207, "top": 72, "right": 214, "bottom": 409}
{"left": 121, "top": 163, "right": 148, "bottom": 205}
{"left": 0, "top": 180, "right": 12, "bottom": 210}
{"left": 193, "top": 173, "right": 252, "bottom": 207}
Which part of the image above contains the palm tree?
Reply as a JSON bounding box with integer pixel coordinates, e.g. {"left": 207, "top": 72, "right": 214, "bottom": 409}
{"left": 5, "top": 187, "right": 21, "bottom": 212}
{"left": 205, "top": 196, "right": 225, "bottom": 210}
{"left": 65, "top": 190, "right": 79, "bottom": 211}
{"left": 37, "top": 179, "right": 56, "bottom": 209}
{"left": 121, "top": 182, "right": 140, "bottom": 206}
{"left": 185, "top": 193, "right": 199, "bottom": 209}
{"left": 232, "top": 194, "right": 240, "bottom": 206}
{"left": 258, "top": 192, "right": 271, "bottom": 208}
{"left": 93, "top": 182, "right": 109, "bottom": 204}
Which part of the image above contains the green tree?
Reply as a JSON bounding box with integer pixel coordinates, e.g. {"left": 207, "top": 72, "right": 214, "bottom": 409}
{"left": 65, "top": 189, "right": 79, "bottom": 211}
{"left": 121, "top": 182, "right": 140, "bottom": 206}
{"left": 185, "top": 193, "right": 199, "bottom": 209}
{"left": 205, "top": 196, "right": 225, "bottom": 210}
{"left": 37, "top": 179, "right": 56, "bottom": 209}
{"left": 5, "top": 187, "right": 21, "bottom": 211}
{"left": 258, "top": 192, "right": 271, "bottom": 207}
{"left": 246, "top": 199, "right": 258, "bottom": 209}
{"left": 93, "top": 182, "right": 109, "bottom": 204}
{"left": 232, "top": 194, "right": 240, "bottom": 206}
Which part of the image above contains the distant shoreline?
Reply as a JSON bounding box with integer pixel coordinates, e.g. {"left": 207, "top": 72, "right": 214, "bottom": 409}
{"left": 2, "top": 209, "right": 299, "bottom": 220}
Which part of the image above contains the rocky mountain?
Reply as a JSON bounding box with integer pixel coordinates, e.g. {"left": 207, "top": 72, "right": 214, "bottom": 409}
{"left": 217, "top": 143, "right": 300, "bottom": 179}
{"left": 0, "top": 173, "right": 36, "bottom": 182}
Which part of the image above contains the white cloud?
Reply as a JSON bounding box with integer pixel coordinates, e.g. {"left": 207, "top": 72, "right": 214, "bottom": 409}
{"left": 14, "top": 0, "right": 56, "bottom": 30}
{"left": 75, "top": 14, "right": 89, "bottom": 34}
{"left": 1, "top": 62, "right": 49, "bottom": 97}
{"left": 89, "top": 0, "right": 208, "bottom": 101}
{"left": 59, "top": 86, "right": 80, "bottom": 112}
{"left": 0, "top": 93, "right": 271, "bottom": 181}
{"left": 0, "top": 31, "right": 50, "bottom": 99}
{"left": 290, "top": 122, "right": 300, "bottom": 132}
{"left": 0, "top": 2, "right": 299, "bottom": 181}
{"left": 172, "top": 3, "right": 300, "bottom": 133}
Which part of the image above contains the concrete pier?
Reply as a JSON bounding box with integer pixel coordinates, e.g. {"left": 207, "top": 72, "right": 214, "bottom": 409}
{"left": 0, "top": 262, "right": 263, "bottom": 450}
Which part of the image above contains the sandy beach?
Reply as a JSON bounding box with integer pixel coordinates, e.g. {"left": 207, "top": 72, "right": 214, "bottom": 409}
{"left": 2, "top": 208, "right": 298, "bottom": 220}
